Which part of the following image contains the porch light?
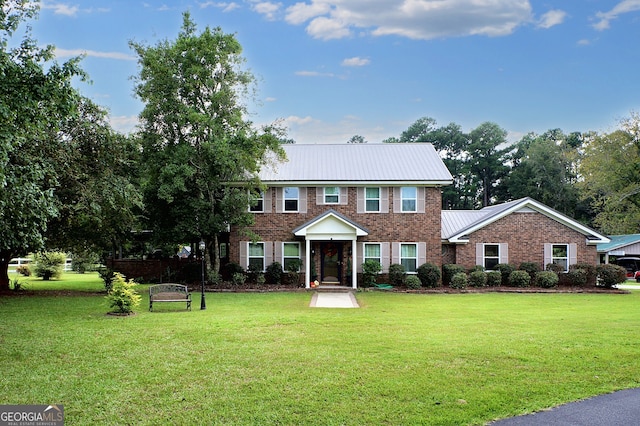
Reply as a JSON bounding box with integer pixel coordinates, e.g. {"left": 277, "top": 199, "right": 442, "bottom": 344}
{"left": 199, "top": 240, "right": 206, "bottom": 310}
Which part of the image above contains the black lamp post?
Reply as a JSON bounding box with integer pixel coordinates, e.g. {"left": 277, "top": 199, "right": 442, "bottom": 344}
{"left": 199, "top": 240, "right": 206, "bottom": 310}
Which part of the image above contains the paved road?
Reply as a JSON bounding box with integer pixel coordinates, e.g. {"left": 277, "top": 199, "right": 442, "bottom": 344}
{"left": 491, "top": 388, "right": 640, "bottom": 425}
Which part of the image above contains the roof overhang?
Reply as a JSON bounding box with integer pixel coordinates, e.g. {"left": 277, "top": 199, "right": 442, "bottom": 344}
{"left": 262, "top": 181, "right": 453, "bottom": 187}
{"left": 293, "top": 209, "right": 369, "bottom": 239}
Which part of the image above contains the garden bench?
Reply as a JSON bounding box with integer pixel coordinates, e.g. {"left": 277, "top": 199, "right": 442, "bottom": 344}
{"left": 149, "top": 284, "right": 191, "bottom": 311}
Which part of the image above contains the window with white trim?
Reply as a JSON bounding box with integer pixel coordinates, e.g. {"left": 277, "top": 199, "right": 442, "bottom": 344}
{"left": 401, "top": 187, "right": 417, "bottom": 212}
{"left": 364, "top": 243, "right": 381, "bottom": 266}
{"left": 283, "top": 242, "right": 301, "bottom": 271}
{"left": 483, "top": 244, "right": 500, "bottom": 270}
{"left": 248, "top": 242, "right": 265, "bottom": 271}
{"left": 365, "top": 187, "right": 381, "bottom": 212}
{"left": 249, "top": 190, "right": 264, "bottom": 212}
{"left": 284, "top": 187, "right": 299, "bottom": 212}
{"left": 400, "top": 243, "right": 417, "bottom": 273}
{"left": 552, "top": 244, "right": 569, "bottom": 271}
{"left": 324, "top": 187, "right": 339, "bottom": 204}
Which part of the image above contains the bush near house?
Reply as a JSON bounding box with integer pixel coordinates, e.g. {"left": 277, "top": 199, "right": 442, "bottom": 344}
{"left": 536, "top": 271, "right": 559, "bottom": 288}
{"left": 562, "top": 269, "right": 588, "bottom": 287}
{"left": 361, "top": 259, "right": 382, "bottom": 288}
{"left": 486, "top": 271, "right": 502, "bottom": 287}
{"left": 443, "top": 264, "right": 465, "bottom": 286}
{"left": 417, "top": 262, "right": 441, "bottom": 288}
{"left": 509, "top": 270, "right": 531, "bottom": 288}
{"left": 450, "top": 272, "right": 467, "bottom": 289}
{"left": 468, "top": 270, "right": 487, "bottom": 287}
{"left": 596, "top": 264, "right": 627, "bottom": 288}
{"left": 496, "top": 264, "right": 516, "bottom": 286}
{"left": 405, "top": 275, "right": 422, "bottom": 289}
{"left": 265, "top": 262, "right": 283, "bottom": 285}
{"left": 519, "top": 262, "right": 540, "bottom": 281}
{"left": 388, "top": 264, "right": 406, "bottom": 286}
{"left": 571, "top": 263, "right": 597, "bottom": 286}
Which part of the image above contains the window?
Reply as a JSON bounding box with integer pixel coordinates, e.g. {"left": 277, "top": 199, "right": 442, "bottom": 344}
{"left": 552, "top": 244, "right": 569, "bottom": 271}
{"left": 365, "top": 187, "right": 380, "bottom": 212}
{"left": 401, "top": 187, "right": 417, "bottom": 212}
{"left": 400, "top": 243, "right": 417, "bottom": 273}
{"left": 249, "top": 190, "right": 264, "bottom": 212}
{"left": 364, "top": 243, "right": 381, "bottom": 266}
{"left": 283, "top": 242, "right": 301, "bottom": 271}
{"left": 324, "top": 187, "right": 339, "bottom": 204}
{"left": 284, "top": 187, "right": 299, "bottom": 212}
{"left": 483, "top": 244, "right": 500, "bottom": 270}
{"left": 248, "top": 243, "right": 265, "bottom": 271}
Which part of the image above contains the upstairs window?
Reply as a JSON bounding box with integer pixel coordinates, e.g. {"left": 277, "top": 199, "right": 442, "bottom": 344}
{"left": 284, "top": 187, "right": 299, "bottom": 212}
{"left": 324, "top": 187, "right": 339, "bottom": 204}
{"left": 365, "top": 187, "right": 381, "bottom": 212}
{"left": 401, "top": 187, "right": 417, "bottom": 212}
{"left": 249, "top": 190, "right": 264, "bottom": 212}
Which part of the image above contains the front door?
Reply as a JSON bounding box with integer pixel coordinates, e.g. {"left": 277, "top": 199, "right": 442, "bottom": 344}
{"left": 321, "top": 242, "right": 342, "bottom": 284}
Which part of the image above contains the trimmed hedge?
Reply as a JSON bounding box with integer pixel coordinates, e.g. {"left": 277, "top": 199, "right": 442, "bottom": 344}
{"left": 509, "top": 270, "right": 531, "bottom": 288}
{"left": 536, "top": 271, "right": 559, "bottom": 288}
{"left": 443, "top": 264, "right": 465, "bottom": 286}
{"left": 405, "top": 275, "right": 422, "bottom": 289}
{"left": 468, "top": 270, "right": 487, "bottom": 287}
{"left": 450, "top": 272, "right": 467, "bottom": 289}
{"left": 417, "top": 262, "right": 441, "bottom": 288}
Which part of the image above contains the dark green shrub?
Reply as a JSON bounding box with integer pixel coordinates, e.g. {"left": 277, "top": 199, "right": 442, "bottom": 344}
{"left": 496, "top": 264, "right": 516, "bottom": 286}
{"left": 536, "top": 271, "right": 559, "bottom": 288}
{"left": 33, "top": 252, "right": 66, "bottom": 280}
{"left": 417, "top": 262, "right": 441, "bottom": 288}
{"left": 509, "top": 270, "right": 531, "bottom": 287}
{"left": 16, "top": 265, "right": 31, "bottom": 276}
{"left": 223, "top": 262, "right": 244, "bottom": 281}
{"left": 71, "top": 251, "right": 99, "bottom": 274}
{"left": 247, "top": 263, "right": 262, "bottom": 283}
{"left": 105, "top": 273, "right": 141, "bottom": 314}
{"left": 265, "top": 262, "right": 283, "bottom": 284}
{"left": 285, "top": 259, "right": 301, "bottom": 286}
{"left": 565, "top": 269, "right": 587, "bottom": 287}
{"left": 468, "top": 265, "right": 485, "bottom": 273}
{"left": 486, "top": 271, "right": 502, "bottom": 287}
{"left": 519, "top": 262, "right": 541, "bottom": 281}
{"left": 570, "top": 263, "right": 597, "bottom": 286}
{"left": 545, "top": 263, "right": 564, "bottom": 273}
{"left": 388, "top": 263, "right": 406, "bottom": 286}
{"left": 405, "top": 275, "right": 422, "bottom": 289}
{"left": 98, "top": 267, "right": 116, "bottom": 292}
{"left": 361, "top": 259, "right": 382, "bottom": 288}
{"left": 596, "top": 264, "right": 627, "bottom": 288}
{"left": 450, "top": 272, "right": 467, "bottom": 289}
{"left": 443, "top": 264, "right": 465, "bottom": 286}
{"left": 232, "top": 272, "right": 246, "bottom": 286}
{"left": 468, "top": 270, "right": 487, "bottom": 287}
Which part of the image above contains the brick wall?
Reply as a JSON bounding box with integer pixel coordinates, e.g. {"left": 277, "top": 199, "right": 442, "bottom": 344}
{"left": 453, "top": 211, "right": 598, "bottom": 270}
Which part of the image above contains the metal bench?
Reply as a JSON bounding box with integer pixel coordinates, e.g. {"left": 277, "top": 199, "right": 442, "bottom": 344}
{"left": 149, "top": 284, "right": 191, "bottom": 311}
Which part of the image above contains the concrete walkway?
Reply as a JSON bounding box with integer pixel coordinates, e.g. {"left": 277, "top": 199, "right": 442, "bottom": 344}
{"left": 309, "top": 292, "right": 359, "bottom": 308}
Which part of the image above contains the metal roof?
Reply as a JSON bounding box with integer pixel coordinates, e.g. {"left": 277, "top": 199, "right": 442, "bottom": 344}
{"left": 258, "top": 143, "right": 453, "bottom": 185}
{"left": 597, "top": 234, "right": 640, "bottom": 253}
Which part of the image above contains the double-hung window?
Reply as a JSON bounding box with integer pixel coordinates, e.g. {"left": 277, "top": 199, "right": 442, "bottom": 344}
{"left": 401, "top": 187, "right": 417, "bottom": 212}
{"left": 400, "top": 243, "right": 417, "bottom": 273}
{"left": 324, "top": 187, "right": 339, "bottom": 204}
{"left": 283, "top": 242, "right": 301, "bottom": 271}
{"left": 284, "top": 187, "right": 299, "bottom": 212}
{"left": 552, "top": 244, "right": 569, "bottom": 271}
{"left": 364, "top": 243, "right": 381, "bottom": 267}
{"left": 365, "top": 187, "right": 381, "bottom": 212}
{"left": 248, "top": 242, "right": 265, "bottom": 271}
{"left": 249, "top": 190, "right": 264, "bottom": 212}
{"left": 483, "top": 244, "right": 500, "bottom": 270}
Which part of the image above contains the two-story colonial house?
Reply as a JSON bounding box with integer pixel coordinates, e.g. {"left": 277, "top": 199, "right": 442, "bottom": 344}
{"left": 229, "top": 143, "right": 609, "bottom": 289}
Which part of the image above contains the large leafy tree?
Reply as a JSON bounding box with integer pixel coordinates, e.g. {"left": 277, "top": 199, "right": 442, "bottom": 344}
{"left": 467, "top": 122, "right": 510, "bottom": 207}
{"left": 131, "top": 12, "right": 284, "bottom": 274}
{"left": 0, "top": 1, "right": 85, "bottom": 290}
{"left": 579, "top": 114, "right": 640, "bottom": 234}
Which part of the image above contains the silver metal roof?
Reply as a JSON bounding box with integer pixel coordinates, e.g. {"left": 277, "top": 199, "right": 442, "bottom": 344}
{"left": 259, "top": 143, "right": 453, "bottom": 185}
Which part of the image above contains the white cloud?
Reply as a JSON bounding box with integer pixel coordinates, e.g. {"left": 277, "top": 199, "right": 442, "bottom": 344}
{"left": 281, "top": 0, "right": 534, "bottom": 41}
{"left": 265, "top": 97, "right": 277, "bottom": 102}
{"left": 199, "top": 2, "right": 240, "bottom": 12}
{"left": 253, "top": 1, "right": 282, "bottom": 21}
{"left": 295, "top": 70, "right": 336, "bottom": 77}
{"left": 342, "top": 57, "right": 370, "bottom": 67}
{"left": 55, "top": 48, "right": 136, "bottom": 61}
{"left": 593, "top": 0, "right": 640, "bottom": 31}
{"left": 537, "top": 9, "right": 566, "bottom": 29}
{"left": 41, "top": 2, "right": 79, "bottom": 16}
{"left": 109, "top": 115, "right": 139, "bottom": 135}
{"left": 577, "top": 39, "right": 591, "bottom": 46}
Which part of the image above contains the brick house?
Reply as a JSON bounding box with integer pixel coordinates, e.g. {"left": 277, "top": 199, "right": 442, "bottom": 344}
{"left": 229, "top": 144, "right": 609, "bottom": 288}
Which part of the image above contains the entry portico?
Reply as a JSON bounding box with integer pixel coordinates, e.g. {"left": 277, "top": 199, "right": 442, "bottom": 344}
{"left": 293, "top": 209, "right": 368, "bottom": 289}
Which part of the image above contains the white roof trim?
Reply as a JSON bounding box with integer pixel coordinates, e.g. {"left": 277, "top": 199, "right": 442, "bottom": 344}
{"left": 448, "top": 198, "right": 610, "bottom": 245}
{"left": 293, "top": 210, "right": 369, "bottom": 238}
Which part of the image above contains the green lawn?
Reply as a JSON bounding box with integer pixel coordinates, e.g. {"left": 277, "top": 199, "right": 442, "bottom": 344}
{"left": 1, "top": 273, "right": 640, "bottom": 425}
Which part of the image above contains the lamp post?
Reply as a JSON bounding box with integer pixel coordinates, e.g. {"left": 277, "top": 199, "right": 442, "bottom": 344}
{"left": 199, "top": 240, "right": 206, "bottom": 310}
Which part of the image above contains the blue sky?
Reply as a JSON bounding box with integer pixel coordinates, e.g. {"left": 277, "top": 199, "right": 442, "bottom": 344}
{"left": 27, "top": 0, "right": 640, "bottom": 143}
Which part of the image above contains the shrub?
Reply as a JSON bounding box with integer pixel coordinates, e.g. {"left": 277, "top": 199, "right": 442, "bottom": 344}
{"left": 388, "top": 263, "right": 406, "bottom": 286}
{"left": 536, "top": 271, "right": 559, "bottom": 288}
{"left": 247, "top": 263, "right": 262, "bottom": 283}
{"left": 596, "top": 264, "right": 627, "bottom": 288}
{"left": 565, "top": 269, "right": 587, "bottom": 287}
{"left": 265, "top": 262, "right": 283, "bottom": 285}
{"left": 285, "top": 259, "right": 301, "bottom": 286}
{"left": 417, "top": 262, "right": 441, "bottom": 288}
{"left": 405, "top": 275, "right": 422, "bottom": 289}
{"left": 495, "top": 264, "right": 516, "bottom": 286}
{"left": 71, "top": 251, "right": 99, "bottom": 274}
{"left": 10, "top": 278, "right": 24, "bottom": 291}
{"left": 15, "top": 265, "right": 31, "bottom": 276}
{"left": 207, "top": 270, "right": 222, "bottom": 286}
{"left": 223, "top": 262, "right": 244, "bottom": 281}
{"left": 468, "top": 270, "right": 487, "bottom": 287}
{"left": 486, "top": 271, "right": 502, "bottom": 287}
{"left": 519, "top": 262, "right": 541, "bottom": 281}
{"left": 232, "top": 272, "right": 246, "bottom": 286}
{"left": 450, "top": 272, "right": 467, "bottom": 289}
{"left": 570, "top": 263, "right": 597, "bottom": 286}
{"left": 468, "top": 265, "right": 485, "bottom": 273}
{"left": 361, "top": 259, "right": 382, "bottom": 288}
{"left": 509, "top": 270, "right": 531, "bottom": 288}
{"left": 32, "top": 252, "right": 66, "bottom": 280}
{"left": 105, "top": 273, "right": 141, "bottom": 314}
{"left": 545, "top": 263, "right": 565, "bottom": 273}
{"left": 256, "top": 273, "right": 266, "bottom": 286}
{"left": 443, "top": 264, "right": 465, "bottom": 286}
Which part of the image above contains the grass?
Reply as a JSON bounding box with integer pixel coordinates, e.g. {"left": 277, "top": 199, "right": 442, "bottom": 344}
{"left": 1, "top": 273, "right": 640, "bottom": 425}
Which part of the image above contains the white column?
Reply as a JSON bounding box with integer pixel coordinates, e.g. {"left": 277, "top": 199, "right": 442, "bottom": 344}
{"left": 305, "top": 238, "right": 311, "bottom": 289}
{"left": 351, "top": 237, "right": 357, "bottom": 289}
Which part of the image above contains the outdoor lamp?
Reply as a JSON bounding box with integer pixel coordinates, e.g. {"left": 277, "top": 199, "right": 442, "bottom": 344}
{"left": 199, "top": 240, "right": 206, "bottom": 310}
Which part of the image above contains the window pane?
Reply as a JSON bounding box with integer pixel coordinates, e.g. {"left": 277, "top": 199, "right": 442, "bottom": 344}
{"left": 553, "top": 258, "right": 568, "bottom": 270}
{"left": 283, "top": 258, "right": 299, "bottom": 271}
{"left": 364, "top": 244, "right": 381, "bottom": 258}
{"left": 284, "top": 187, "right": 298, "bottom": 199}
{"left": 248, "top": 258, "right": 264, "bottom": 270}
{"left": 366, "top": 199, "right": 380, "bottom": 211}
{"left": 484, "top": 245, "right": 499, "bottom": 257}
{"left": 553, "top": 245, "right": 567, "bottom": 257}
{"left": 325, "top": 187, "right": 339, "bottom": 195}
{"left": 249, "top": 243, "right": 264, "bottom": 257}
{"left": 401, "top": 187, "right": 416, "bottom": 198}
{"left": 365, "top": 187, "right": 380, "bottom": 198}
{"left": 485, "top": 258, "right": 499, "bottom": 270}
{"left": 284, "top": 200, "right": 298, "bottom": 211}
{"left": 283, "top": 243, "right": 299, "bottom": 257}
{"left": 401, "top": 244, "right": 416, "bottom": 257}
{"left": 401, "top": 259, "right": 417, "bottom": 273}
{"left": 402, "top": 199, "right": 416, "bottom": 211}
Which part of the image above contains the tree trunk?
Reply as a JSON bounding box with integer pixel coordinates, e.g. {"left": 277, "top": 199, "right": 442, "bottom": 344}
{"left": 0, "top": 254, "right": 11, "bottom": 291}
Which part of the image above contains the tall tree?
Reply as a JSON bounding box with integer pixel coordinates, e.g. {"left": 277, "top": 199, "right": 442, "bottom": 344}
{"left": 131, "top": 12, "right": 284, "bottom": 274}
{"left": 467, "top": 122, "right": 510, "bottom": 207}
{"left": 0, "top": 0, "right": 86, "bottom": 290}
{"left": 579, "top": 114, "right": 640, "bottom": 234}
{"left": 347, "top": 135, "right": 366, "bottom": 143}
